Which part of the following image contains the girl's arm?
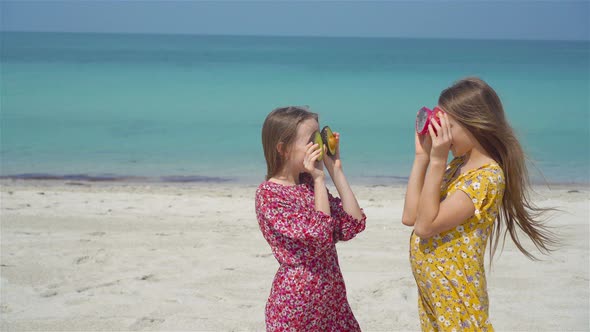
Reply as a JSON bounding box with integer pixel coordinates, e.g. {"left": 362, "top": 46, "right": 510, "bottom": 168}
{"left": 414, "top": 184, "right": 476, "bottom": 238}
{"left": 314, "top": 176, "right": 331, "bottom": 216}
{"left": 328, "top": 167, "right": 363, "bottom": 221}
{"left": 323, "top": 132, "right": 362, "bottom": 220}
{"left": 255, "top": 187, "right": 337, "bottom": 266}
{"left": 401, "top": 155, "right": 429, "bottom": 226}
{"left": 414, "top": 112, "right": 475, "bottom": 238}
{"left": 300, "top": 172, "right": 366, "bottom": 242}
{"left": 305, "top": 142, "right": 330, "bottom": 216}
{"left": 257, "top": 188, "right": 336, "bottom": 243}
{"left": 414, "top": 158, "right": 475, "bottom": 238}
{"left": 402, "top": 132, "right": 433, "bottom": 226}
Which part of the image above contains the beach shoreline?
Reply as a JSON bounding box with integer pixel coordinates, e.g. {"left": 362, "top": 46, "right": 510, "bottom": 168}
{"left": 1, "top": 173, "right": 588, "bottom": 188}
{"left": 1, "top": 179, "right": 588, "bottom": 331}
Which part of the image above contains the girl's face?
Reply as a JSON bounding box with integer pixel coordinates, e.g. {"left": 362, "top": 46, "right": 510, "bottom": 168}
{"left": 284, "top": 118, "right": 320, "bottom": 173}
{"left": 444, "top": 112, "right": 477, "bottom": 158}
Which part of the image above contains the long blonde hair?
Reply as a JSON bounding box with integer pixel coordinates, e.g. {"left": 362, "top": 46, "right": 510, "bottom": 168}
{"left": 261, "top": 106, "right": 318, "bottom": 180}
{"left": 439, "top": 77, "right": 557, "bottom": 260}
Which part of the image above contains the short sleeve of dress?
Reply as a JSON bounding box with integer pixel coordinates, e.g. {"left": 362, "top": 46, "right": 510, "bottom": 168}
{"left": 455, "top": 167, "right": 504, "bottom": 216}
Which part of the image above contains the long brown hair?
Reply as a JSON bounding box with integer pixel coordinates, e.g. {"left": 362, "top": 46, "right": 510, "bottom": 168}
{"left": 438, "top": 77, "right": 558, "bottom": 260}
{"left": 261, "top": 106, "right": 319, "bottom": 180}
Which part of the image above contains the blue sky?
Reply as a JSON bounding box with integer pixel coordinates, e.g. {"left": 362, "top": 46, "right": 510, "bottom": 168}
{"left": 1, "top": 1, "right": 588, "bottom": 40}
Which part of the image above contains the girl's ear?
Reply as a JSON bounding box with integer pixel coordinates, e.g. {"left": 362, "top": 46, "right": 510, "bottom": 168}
{"left": 277, "top": 142, "right": 288, "bottom": 158}
{"left": 277, "top": 142, "right": 291, "bottom": 160}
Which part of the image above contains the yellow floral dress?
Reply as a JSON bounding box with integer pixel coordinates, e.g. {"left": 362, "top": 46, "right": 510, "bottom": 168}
{"left": 410, "top": 156, "right": 505, "bottom": 331}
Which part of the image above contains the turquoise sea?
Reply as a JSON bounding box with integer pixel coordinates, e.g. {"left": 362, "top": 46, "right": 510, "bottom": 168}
{"left": 1, "top": 32, "right": 589, "bottom": 184}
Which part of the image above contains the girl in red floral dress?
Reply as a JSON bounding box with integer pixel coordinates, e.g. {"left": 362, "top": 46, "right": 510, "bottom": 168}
{"left": 255, "top": 106, "right": 367, "bottom": 331}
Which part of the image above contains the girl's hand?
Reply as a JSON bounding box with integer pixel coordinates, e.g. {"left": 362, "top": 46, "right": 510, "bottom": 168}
{"left": 428, "top": 112, "right": 452, "bottom": 162}
{"left": 415, "top": 131, "right": 432, "bottom": 159}
{"left": 323, "top": 132, "right": 342, "bottom": 174}
{"left": 304, "top": 142, "right": 325, "bottom": 180}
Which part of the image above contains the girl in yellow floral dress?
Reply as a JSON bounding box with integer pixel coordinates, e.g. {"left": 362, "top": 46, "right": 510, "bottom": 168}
{"left": 402, "top": 77, "right": 556, "bottom": 331}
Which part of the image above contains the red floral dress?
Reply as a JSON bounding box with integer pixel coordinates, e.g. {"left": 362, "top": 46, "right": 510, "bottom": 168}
{"left": 255, "top": 173, "right": 367, "bottom": 331}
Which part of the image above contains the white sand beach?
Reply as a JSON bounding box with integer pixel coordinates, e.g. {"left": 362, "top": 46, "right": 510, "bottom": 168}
{"left": 1, "top": 180, "right": 588, "bottom": 331}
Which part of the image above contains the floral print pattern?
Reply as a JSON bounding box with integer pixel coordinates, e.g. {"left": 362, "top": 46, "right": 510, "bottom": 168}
{"left": 255, "top": 173, "right": 366, "bottom": 331}
{"left": 410, "top": 156, "right": 505, "bottom": 331}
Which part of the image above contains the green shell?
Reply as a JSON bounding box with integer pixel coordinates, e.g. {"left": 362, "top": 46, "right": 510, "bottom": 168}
{"left": 310, "top": 131, "right": 324, "bottom": 161}
{"left": 321, "top": 126, "right": 336, "bottom": 156}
